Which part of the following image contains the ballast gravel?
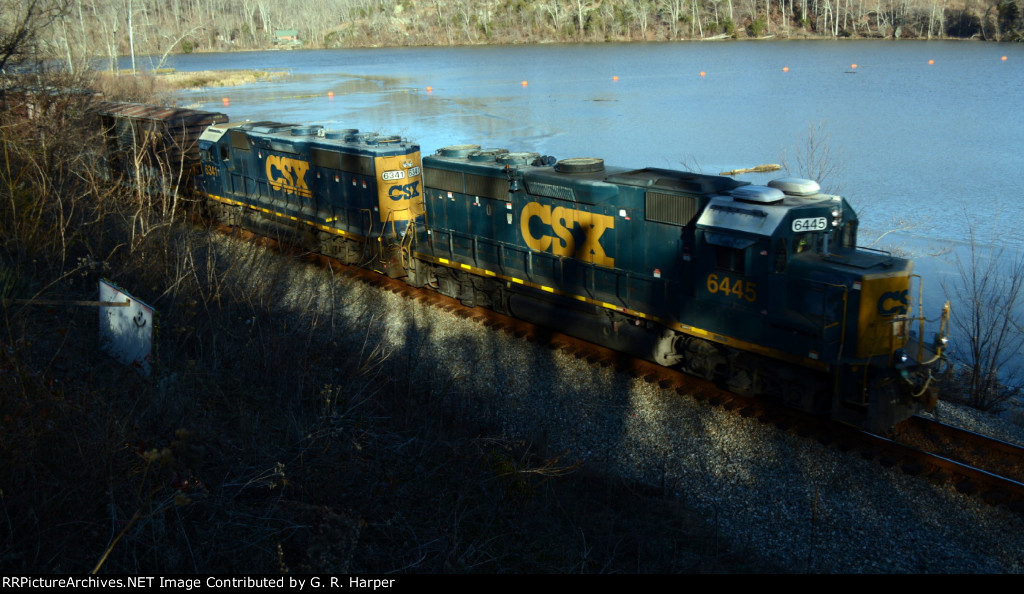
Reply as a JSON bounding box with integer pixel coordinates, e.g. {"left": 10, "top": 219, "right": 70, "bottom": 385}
{"left": 263, "top": 244, "right": 1024, "bottom": 574}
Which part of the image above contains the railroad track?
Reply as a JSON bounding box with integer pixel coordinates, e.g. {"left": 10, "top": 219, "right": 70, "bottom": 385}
{"left": 218, "top": 221, "right": 1024, "bottom": 514}
{"left": 889, "top": 416, "right": 1024, "bottom": 504}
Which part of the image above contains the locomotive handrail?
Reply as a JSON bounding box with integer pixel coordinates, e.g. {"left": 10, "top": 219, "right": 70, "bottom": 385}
{"left": 823, "top": 281, "right": 850, "bottom": 403}
{"left": 821, "top": 282, "right": 850, "bottom": 366}
{"left": 911, "top": 273, "right": 925, "bottom": 364}
{"left": 854, "top": 244, "right": 893, "bottom": 258}
{"left": 615, "top": 267, "right": 632, "bottom": 311}
{"left": 359, "top": 209, "right": 376, "bottom": 266}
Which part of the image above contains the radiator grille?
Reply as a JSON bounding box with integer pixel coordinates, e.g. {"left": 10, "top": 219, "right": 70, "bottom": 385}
{"left": 526, "top": 181, "right": 575, "bottom": 201}
{"left": 465, "top": 174, "right": 509, "bottom": 201}
{"left": 424, "top": 168, "right": 465, "bottom": 193}
{"left": 646, "top": 192, "right": 698, "bottom": 226}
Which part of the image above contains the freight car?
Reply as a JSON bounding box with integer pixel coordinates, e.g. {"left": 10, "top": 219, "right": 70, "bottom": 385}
{"left": 93, "top": 101, "right": 228, "bottom": 199}
{"left": 94, "top": 103, "right": 949, "bottom": 432}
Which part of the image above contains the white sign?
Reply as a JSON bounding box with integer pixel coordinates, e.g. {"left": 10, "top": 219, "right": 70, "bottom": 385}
{"left": 792, "top": 217, "right": 828, "bottom": 232}
{"left": 99, "top": 280, "right": 156, "bottom": 376}
{"left": 381, "top": 169, "right": 405, "bottom": 181}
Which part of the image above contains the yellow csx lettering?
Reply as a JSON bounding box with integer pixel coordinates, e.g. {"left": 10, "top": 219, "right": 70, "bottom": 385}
{"left": 265, "top": 155, "right": 310, "bottom": 195}
{"left": 877, "top": 289, "right": 909, "bottom": 316}
{"left": 520, "top": 201, "right": 615, "bottom": 267}
{"left": 388, "top": 181, "right": 421, "bottom": 201}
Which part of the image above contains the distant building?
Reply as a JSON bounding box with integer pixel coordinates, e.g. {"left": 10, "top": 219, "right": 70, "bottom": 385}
{"left": 273, "top": 30, "right": 302, "bottom": 47}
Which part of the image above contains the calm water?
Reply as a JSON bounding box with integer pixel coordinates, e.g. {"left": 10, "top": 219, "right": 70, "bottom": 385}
{"left": 147, "top": 41, "right": 1024, "bottom": 370}
{"left": 160, "top": 41, "right": 1023, "bottom": 251}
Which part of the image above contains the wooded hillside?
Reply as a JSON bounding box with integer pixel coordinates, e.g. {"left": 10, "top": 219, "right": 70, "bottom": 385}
{"left": 7, "top": 0, "right": 1023, "bottom": 73}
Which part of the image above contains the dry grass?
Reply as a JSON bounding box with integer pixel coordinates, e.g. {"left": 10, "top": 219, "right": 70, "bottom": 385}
{"left": 158, "top": 70, "right": 291, "bottom": 90}
{"left": 94, "top": 69, "right": 290, "bottom": 99}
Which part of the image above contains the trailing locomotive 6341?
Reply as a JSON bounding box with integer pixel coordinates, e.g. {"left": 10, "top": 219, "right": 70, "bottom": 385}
{"left": 96, "top": 102, "right": 950, "bottom": 433}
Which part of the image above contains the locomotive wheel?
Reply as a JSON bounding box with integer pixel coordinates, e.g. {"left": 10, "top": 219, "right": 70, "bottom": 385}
{"left": 215, "top": 203, "right": 239, "bottom": 227}
{"left": 321, "top": 235, "right": 346, "bottom": 259}
{"left": 653, "top": 330, "right": 684, "bottom": 367}
{"left": 405, "top": 258, "right": 429, "bottom": 288}
{"left": 685, "top": 339, "right": 726, "bottom": 381}
{"left": 436, "top": 270, "right": 461, "bottom": 299}
{"left": 490, "top": 283, "right": 510, "bottom": 315}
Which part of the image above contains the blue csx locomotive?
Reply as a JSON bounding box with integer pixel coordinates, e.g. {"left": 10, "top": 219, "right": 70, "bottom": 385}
{"left": 95, "top": 102, "right": 949, "bottom": 432}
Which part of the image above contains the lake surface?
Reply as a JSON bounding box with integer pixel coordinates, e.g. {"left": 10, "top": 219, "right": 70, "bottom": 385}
{"left": 160, "top": 41, "right": 1023, "bottom": 250}
{"left": 147, "top": 41, "right": 1024, "bottom": 373}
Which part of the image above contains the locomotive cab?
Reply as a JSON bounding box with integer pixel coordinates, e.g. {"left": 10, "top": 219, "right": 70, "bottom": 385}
{"left": 695, "top": 178, "right": 947, "bottom": 429}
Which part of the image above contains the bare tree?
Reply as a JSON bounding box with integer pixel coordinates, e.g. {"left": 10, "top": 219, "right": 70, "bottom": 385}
{"left": 5, "top": 0, "right": 1018, "bottom": 55}
{"left": 942, "top": 220, "right": 1024, "bottom": 411}
{"left": 627, "top": 0, "right": 653, "bottom": 38}
{"left": 661, "top": 0, "right": 686, "bottom": 38}
{"left": 154, "top": 25, "right": 202, "bottom": 70}
{"left": 779, "top": 121, "right": 844, "bottom": 194}
{"left": 540, "top": 0, "right": 569, "bottom": 34}
{"left": 573, "top": 0, "right": 601, "bottom": 38}
{"left": 0, "top": 0, "right": 69, "bottom": 74}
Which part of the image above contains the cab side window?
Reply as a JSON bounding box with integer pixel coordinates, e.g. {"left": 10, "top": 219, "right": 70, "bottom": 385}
{"left": 839, "top": 221, "right": 858, "bottom": 248}
{"left": 793, "top": 233, "right": 818, "bottom": 254}
{"left": 715, "top": 247, "right": 746, "bottom": 275}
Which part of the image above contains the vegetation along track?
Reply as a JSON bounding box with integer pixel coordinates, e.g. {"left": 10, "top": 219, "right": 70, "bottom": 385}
{"left": 212, "top": 219, "right": 1024, "bottom": 515}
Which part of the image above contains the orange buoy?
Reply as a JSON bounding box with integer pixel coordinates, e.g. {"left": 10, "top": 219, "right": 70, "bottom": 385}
{"left": 426, "top": 86, "right": 433, "bottom": 93}
{"left": 928, "top": 59, "right": 934, "bottom": 65}
{"left": 850, "top": 63, "right": 858, "bottom": 70}
{"left": 782, "top": 66, "right": 789, "bottom": 72}
{"left": 221, "top": 97, "right": 230, "bottom": 107}
{"left": 699, "top": 71, "right": 706, "bottom": 78}
{"left": 521, "top": 80, "right": 528, "bottom": 87}
{"left": 1002, "top": 56, "right": 1008, "bottom": 61}
{"left": 328, "top": 91, "right": 335, "bottom": 98}
{"left": 612, "top": 75, "right": 619, "bottom": 81}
